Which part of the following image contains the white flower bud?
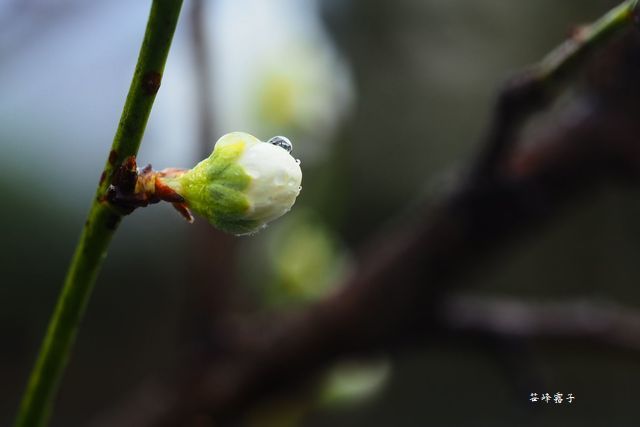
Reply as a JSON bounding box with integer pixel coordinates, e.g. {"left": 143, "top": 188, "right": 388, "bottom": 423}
{"left": 160, "top": 132, "right": 302, "bottom": 235}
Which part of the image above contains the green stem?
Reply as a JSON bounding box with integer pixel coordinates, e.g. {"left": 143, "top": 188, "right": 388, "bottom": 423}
{"left": 14, "top": 2, "right": 183, "bottom": 426}
{"left": 538, "top": 0, "right": 639, "bottom": 82}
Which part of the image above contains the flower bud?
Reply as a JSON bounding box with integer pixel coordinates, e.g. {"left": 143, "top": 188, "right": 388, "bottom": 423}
{"left": 161, "top": 132, "right": 302, "bottom": 235}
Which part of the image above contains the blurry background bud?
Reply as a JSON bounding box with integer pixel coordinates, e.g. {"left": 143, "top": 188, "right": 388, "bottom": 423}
{"left": 210, "top": 0, "right": 354, "bottom": 164}
{"left": 161, "top": 132, "right": 302, "bottom": 235}
{"left": 318, "top": 359, "right": 392, "bottom": 408}
{"left": 242, "top": 208, "right": 351, "bottom": 308}
{"left": 243, "top": 358, "right": 391, "bottom": 426}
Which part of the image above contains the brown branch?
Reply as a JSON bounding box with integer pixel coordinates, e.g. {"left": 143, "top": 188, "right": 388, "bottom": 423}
{"left": 435, "top": 295, "right": 640, "bottom": 399}
{"left": 94, "top": 5, "right": 640, "bottom": 427}
{"left": 439, "top": 295, "right": 640, "bottom": 351}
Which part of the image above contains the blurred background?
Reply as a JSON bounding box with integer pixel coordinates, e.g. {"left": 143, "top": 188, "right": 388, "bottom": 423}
{"left": 3, "top": 0, "right": 640, "bottom": 426}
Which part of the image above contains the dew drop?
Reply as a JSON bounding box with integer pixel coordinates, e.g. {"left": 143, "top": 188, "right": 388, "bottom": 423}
{"left": 295, "top": 159, "right": 301, "bottom": 165}
{"left": 267, "top": 136, "right": 293, "bottom": 153}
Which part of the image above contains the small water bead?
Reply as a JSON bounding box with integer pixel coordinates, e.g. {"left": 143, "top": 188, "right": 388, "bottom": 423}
{"left": 267, "top": 136, "right": 293, "bottom": 153}
{"left": 295, "top": 159, "right": 301, "bottom": 165}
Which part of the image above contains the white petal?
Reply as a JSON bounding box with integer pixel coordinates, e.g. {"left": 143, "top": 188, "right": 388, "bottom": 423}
{"left": 238, "top": 142, "right": 302, "bottom": 225}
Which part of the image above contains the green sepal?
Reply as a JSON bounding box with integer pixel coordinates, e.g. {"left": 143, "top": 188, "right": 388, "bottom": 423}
{"left": 165, "top": 138, "right": 260, "bottom": 234}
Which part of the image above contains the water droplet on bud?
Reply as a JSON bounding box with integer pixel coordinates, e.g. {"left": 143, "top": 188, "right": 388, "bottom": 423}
{"left": 267, "top": 136, "right": 293, "bottom": 153}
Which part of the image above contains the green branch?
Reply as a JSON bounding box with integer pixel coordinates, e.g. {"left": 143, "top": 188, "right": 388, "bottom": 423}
{"left": 14, "top": 2, "right": 183, "bottom": 426}
{"left": 473, "top": 0, "right": 639, "bottom": 178}
{"left": 538, "top": 0, "right": 639, "bottom": 83}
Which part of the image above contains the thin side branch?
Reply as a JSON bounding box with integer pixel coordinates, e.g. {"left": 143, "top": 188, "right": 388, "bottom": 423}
{"left": 539, "top": 0, "right": 639, "bottom": 82}
{"left": 440, "top": 295, "right": 640, "bottom": 352}
{"left": 473, "top": 0, "right": 639, "bottom": 177}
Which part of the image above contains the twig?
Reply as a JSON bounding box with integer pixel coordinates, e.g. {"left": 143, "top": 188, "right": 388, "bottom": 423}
{"left": 440, "top": 295, "right": 640, "bottom": 352}
{"left": 539, "top": 0, "right": 639, "bottom": 82}
{"left": 14, "top": 2, "right": 183, "bottom": 426}
{"left": 472, "top": 0, "right": 640, "bottom": 177}
{"left": 437, "top": 295, "right": 640, "bottom": 400}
